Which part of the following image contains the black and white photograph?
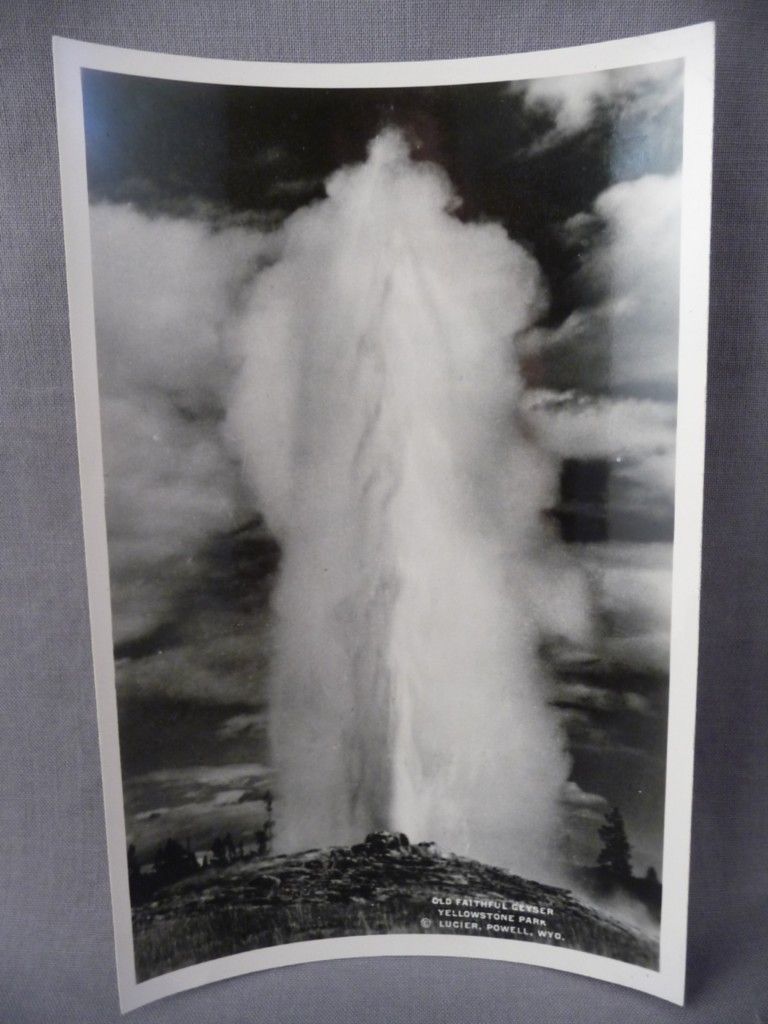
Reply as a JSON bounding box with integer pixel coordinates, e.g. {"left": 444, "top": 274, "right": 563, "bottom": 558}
{"left": 54, "top": 25, "right": 713, "bottom": 1010}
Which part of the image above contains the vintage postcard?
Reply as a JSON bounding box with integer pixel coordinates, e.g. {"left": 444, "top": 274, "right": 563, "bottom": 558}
{"left": 54, "top": 23, "right": 714, "bottom": 1011}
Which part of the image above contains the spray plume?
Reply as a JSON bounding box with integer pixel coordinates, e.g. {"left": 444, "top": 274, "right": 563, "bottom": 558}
{"left": 227, "top": 130, "right": 587, "bottom": 877}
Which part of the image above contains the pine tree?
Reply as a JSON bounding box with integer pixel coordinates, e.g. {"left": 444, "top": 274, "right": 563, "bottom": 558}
{"left": 597, "top": 806, "right": 632, "bottom": 882}
{"left": 127, "top": 843, "right": 140, "bottom": 881}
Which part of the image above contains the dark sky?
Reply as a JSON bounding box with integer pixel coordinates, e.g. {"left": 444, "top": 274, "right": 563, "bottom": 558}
{"left": 83, "top": 64, "right": 683, "bottom": 875}
{"left": 83, "top": 69, "right": 680, "bottom": 334}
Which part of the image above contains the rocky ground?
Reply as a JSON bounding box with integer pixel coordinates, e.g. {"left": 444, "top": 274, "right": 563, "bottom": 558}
{"left": 132, "top": 831, "right": 658, "bottom": 981}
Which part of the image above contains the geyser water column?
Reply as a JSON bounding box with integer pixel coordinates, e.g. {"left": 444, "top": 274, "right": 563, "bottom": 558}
{"left": 227, "top": 130, "right": 578, "bottom": 878}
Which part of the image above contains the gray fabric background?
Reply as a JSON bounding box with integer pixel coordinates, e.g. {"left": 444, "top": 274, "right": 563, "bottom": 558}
{"left": 1, "top": 2, "right": 766, "bottom": 1021}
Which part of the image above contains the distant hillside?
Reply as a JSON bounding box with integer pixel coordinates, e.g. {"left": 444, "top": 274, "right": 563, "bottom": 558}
{"left": 133, "top": 831, "right": 658, "bottom": 981}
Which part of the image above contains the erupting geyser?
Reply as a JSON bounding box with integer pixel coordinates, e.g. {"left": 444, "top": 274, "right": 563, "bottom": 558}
{"left": 227, "top": 130, "right": 589, "bottom": 879}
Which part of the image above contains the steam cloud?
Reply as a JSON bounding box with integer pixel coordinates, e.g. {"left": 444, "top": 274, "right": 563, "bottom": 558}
{"left": 90, "top": 204, "right": 272, "bottom": 646}
{"left": 227, "top": 131, "right": 589, "bottom": 875}
{"left": 517, "top": 60, "right": 682, "bottom": 158}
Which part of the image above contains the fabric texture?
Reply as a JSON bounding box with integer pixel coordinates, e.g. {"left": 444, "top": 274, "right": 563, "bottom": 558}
{"left": 0, "top": 1, "right": 766, "bottom": 1021}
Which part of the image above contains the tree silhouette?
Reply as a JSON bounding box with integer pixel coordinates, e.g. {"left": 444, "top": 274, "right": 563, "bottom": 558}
{"left": 597, "top": 806, "right": 632, "bottom": 882}
{"left": 211, "top": 836, "right": 227, "bottom": 867}
{"left": 253, "top": 789, "right": 275, "bottom": 858}
{"left": 127, "top": 843, "right": 146, "bottom": 903}
{"left": 224, "top": 832, "right": 236, "bottom": 861}
{"left": 127, "top": 843, "right": 140, "bottom": 882}
{"left": 153, "top": 837, "right": 199, "bottom": 884}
